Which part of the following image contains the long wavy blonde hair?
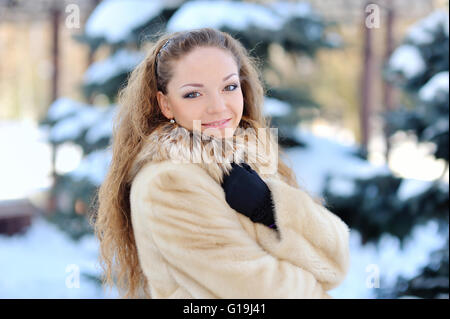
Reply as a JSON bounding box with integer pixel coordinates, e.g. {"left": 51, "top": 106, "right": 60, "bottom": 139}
{"left": 90, "top": 27, "right": 300, "bottom": 299}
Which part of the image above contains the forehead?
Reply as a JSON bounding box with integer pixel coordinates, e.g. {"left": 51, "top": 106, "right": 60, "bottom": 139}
{"left": 170, "top": 47, "right": 238, "bottom": 83}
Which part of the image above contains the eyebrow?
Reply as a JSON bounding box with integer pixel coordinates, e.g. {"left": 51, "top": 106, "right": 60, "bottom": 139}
{"left": 179, "top": 73, "right": 238, "bottom": 89}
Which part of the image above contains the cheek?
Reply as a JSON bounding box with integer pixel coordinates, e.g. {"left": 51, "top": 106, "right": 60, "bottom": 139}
{"left": 178, "top": 107, "right": 204, "bottom": 126}
{"left": 172, "top": 101, "right": 206, "bottom": 129}
{"left": 230, "top": 90, "right": 244, "bottom": 116}
{"left": 178, "top": 105, "right": 201, "bottom": 118}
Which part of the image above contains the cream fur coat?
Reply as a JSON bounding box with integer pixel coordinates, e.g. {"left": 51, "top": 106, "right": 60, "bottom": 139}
{"left": 129, "top": 122, "right": 351, "bottom": 299}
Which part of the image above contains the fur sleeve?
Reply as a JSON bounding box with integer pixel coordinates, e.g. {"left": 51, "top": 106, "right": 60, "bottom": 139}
{"left": 131, "top": 162, "right": 331, "bottom": 299}
{"left": 254, "top": 177, "right": 351, "bottom": 291}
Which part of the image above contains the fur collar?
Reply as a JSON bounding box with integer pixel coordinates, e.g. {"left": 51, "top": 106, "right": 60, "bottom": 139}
{"left": 129, "top": 121, "right": 280, "bottom": 185}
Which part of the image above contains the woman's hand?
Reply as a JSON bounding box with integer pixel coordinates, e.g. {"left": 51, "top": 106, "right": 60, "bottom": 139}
{"left": 221, "top": 162, "right": 277, "bottom": 230}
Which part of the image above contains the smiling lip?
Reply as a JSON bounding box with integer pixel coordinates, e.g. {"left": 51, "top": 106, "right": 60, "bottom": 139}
{"left": 202, "top": 118, "right": 231, "bottom": 127}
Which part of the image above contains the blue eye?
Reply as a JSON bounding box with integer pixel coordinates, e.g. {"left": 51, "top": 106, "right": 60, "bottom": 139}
{"left": 183, "top": 83, "right": 239, "bottom": 99}
{"left": 183, "top": 92, "right": 200, "bottom": 99}
{"left": 225, "top": 83, "right": 239, "bottom": 91}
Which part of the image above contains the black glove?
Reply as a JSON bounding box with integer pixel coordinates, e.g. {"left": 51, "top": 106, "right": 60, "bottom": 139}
{"left": 221, "top": 162, "right": 277, "bottom": 230}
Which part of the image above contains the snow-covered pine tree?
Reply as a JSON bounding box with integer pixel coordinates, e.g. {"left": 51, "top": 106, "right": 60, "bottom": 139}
{"left": 322, "top": 9, "right": 449, "bottom": 298}
{"left": 39, "top": 0, "right": 187, "bottom": 239}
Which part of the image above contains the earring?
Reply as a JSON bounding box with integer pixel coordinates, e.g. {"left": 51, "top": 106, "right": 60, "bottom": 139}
{"left": 170, "top": 118, "right": 175, "bottom": 124}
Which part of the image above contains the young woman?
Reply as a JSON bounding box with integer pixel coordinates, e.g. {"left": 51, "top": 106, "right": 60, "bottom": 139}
{"left": 93, "top": 28, "right": 350, "bottom": 299}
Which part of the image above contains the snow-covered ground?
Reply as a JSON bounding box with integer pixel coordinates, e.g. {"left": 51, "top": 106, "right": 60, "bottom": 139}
{"left": 0, "top": 120, "right": 447, "bottom": 298}
{"left": 0, "top": 121, "right": 52, "bottom": 201}
{"left": 0, "top": 120, "right": 115, "bottom": 298}
{"left": 0, "top": 217, "right": 118, "bottom": 299}
{"left": 329, "top": 217, "right": 445, "bottom": 298}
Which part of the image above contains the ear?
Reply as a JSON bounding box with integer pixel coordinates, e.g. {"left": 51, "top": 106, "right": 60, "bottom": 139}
{"left": 156, "top": 91, "right": 173, "bottom": 119}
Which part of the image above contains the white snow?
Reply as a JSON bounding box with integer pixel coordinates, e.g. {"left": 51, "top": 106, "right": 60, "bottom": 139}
{"left": 0, "top": 216, "right": 118, "bottom": 298}
{"left": 269, "top": 1, "right": 313, "bottom": 19}
{"left": 397, "top": 178, "right": 434, "bottom": 201}
{"left": 85, "top": 0, "right": 173, "bottom": 43}
{"left": 327, "top": 176, "right": 356, "bottom": 197}
{"left": 48, "top": 99, "right": 115, "bottom": 144}
{"left": 55, "top": 142, "right": 84, "bottom": 175}
{"left": 167, "top": 0, "right": 329, "bottom": 39}
{"left": 83, "top": 49, "right": 145, "bottom": 86}
{"left": 47, "top": 98, "right": 88, "bottom": 121}
{"left": 263, "top": 97, "right": 291, "bottom": 117}
{"left": 419, "top": 71, "right": 449, "bottom": 102}
{"left": 49, "top": 105, "right": 102, "bottom": 143}
{"left": 69, "top": 149, "right": 112, "bottom": 186}
{"left": 167, "top": 0, "right": 284, "bottom": 32}
{"left": 0, "top": 121, "right": 52, "bottom": 201}
{"left": 388, "top": 132, "right": 449, "bottom": 182}
{"left": 85, "top": 106, "right": 116, "bottom": 144}
{"left": 422, "top": 117, "right": 449, "bottom": 142}
{"left": 407, "top": 10, "right": 449, "bottom": 45}
{"left": 328, "top": 219, "right": 446, "bottom": 298}
{"left": 285, "top": 128, "right": 390, "bottom": 197}
{"left": 388, "top": 44, "right": 426, "bottom": 79}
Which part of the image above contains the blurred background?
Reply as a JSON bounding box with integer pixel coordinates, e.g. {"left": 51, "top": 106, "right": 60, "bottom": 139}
{"left": 0, "top": 0, "right": 448, "bottom": 299}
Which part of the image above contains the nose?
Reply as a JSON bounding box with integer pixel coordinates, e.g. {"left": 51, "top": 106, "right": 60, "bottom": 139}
{"left": 206, "top": 92, "right": 227, "bottom": 114}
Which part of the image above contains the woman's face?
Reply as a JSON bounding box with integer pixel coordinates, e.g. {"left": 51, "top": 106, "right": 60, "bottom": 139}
{"left": 156, "top": 46, "right": 244, "bottom": 138}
